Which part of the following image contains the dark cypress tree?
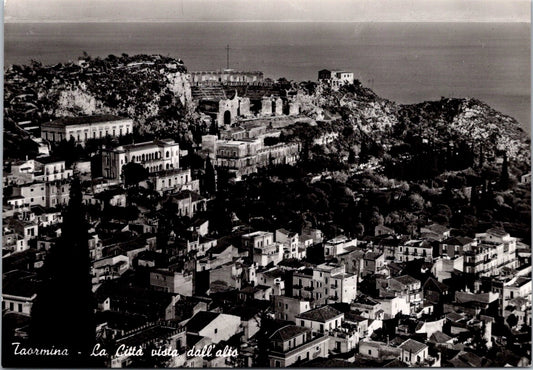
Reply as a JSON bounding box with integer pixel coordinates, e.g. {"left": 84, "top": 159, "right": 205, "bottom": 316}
{"left": 500, "top": 151, "right": 510, "bottom": 189}
{"left": 203, "top": 156, "right": 217, "bottom": 196}
{"left": 29, "top": 177, "right": 98, "bottom": 367}
{"left": 478, "top": 144, "right": 485, "bottom": 169}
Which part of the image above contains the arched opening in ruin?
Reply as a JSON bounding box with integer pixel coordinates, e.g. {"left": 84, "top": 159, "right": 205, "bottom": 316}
{"left": 282, "top": 100, "right": 290, "bottom": 115}
{"left": 224, "top": 110, "right": 231, "bottom": 126}
{"left": 271, "top": 100, "right": 276, "bottom": 116}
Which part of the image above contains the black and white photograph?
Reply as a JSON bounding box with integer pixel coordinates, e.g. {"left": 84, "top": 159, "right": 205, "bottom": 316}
{"left": 2, "top": 0, "right": 531, "bottom": 367}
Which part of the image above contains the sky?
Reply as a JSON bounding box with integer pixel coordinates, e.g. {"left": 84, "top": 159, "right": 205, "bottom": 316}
{"left": 3, "top": 0, "right": 531, "bottom": 23}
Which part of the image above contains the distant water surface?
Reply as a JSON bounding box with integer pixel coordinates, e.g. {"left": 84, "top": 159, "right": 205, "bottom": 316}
{"left": 4, "top": 22, "right": 531, "bottom": 130}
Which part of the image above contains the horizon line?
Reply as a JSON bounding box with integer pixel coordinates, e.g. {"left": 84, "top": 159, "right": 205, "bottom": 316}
{"left": 4, "top": 19, "right": 531, "bottom": 24}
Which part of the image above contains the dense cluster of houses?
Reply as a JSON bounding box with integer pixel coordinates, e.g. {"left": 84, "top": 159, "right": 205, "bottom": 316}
{"left": 4, "top": 127, "right": 531, "bottom": 367}
{"left": 2, "top": 66, "right": 531, "bottom": 368}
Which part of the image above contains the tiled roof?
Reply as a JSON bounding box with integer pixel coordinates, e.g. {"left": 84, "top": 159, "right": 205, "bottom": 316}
{"left": 399, "top": 338, "right": 427, "bottom": 353}
{"left": 269, "top": 325, "right": 309, "bottom": 342}
{"left": 364, "top": 251, "right": 383, "bottom": 260}
{"left": 393, "top": 275, "right": 420, "bottom": 286}
{"left": 429, "top": 331, "right": 453, "bottom": 343}
{"left": 296, "top": 305, "right": 343, "bottom": 322}
{"left": 441, "top": 236, "right": 474, "bottom": 246}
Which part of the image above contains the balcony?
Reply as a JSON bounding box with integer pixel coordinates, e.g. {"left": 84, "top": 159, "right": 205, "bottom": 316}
{"left": 304, "top": 286, "right": 314, "bottom": 291}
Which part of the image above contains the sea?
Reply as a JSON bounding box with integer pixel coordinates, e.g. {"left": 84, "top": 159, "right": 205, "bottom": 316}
{"left": 4, "top": 22, "right": 531, "bottom": 131}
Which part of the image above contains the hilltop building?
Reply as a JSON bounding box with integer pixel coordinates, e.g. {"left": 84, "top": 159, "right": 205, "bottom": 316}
{"left": 318, "top": 69, "right": 354, "bottom": 89}
{"left": 41, "top": 115, "right": 133, "bottom": 145}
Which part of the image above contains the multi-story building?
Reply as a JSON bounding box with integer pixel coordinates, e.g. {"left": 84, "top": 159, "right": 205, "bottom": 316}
{"left": 145, "top": 168, "right": 199, "bottom": 195}
{"left": 101, "top": 138, "right": 180, "bottom": 181}
{"left": 149, "top": 268, "right": 194, "bottom": 296}
{"left": 362, "top": 251, "right": 386, "bottom": 277}
{"left": 273, "top": 295, "right": 312, "bottom": 322}
{"left": 276, "top": 228, "right": 308, "bottom": 260}
{"left": 41, "top": 115, "right": 133, "bottom": 145}
{"left": 168, "top": 190, "right": 207, "bottom": 218}
{"left": 324, "top": 235, "right": 357, "bottom": 260}
{"left": 377, "top": 275, "right": 423, "bottom": 313}
{"left": 296, "top": 305, "right": 344, "bottom": 334}
{"left": 351, "top": 296, "right": 384, "bottom": 320}
{"left": 4, "top": 157, "right": 73, "bottom": 186}
{"left": 318, "top": 69, "right": 355, "bottom": 89}
{"left": 242, "top": 231, "right": 284, "bottom": 267}
{"left": 462, "top": 229, "right": 518, "bottom": 277}
{"left": 268, "top": 325, "right": 330, "bottom": 367}
{"left": 7, "top": 180, "right": 70, "bottom": 209}
{"left": 439, "top": 236, "right": 476, "bottom": 258}
{"left": 216, "top": 139, "right": 262, "bottom": 178}
{"left": 213, "top": 137, "right": 299, "bottom": 180}
{"left": 395, "top": 240, "right": 434, "bottom": 263}
{"left": 293, "top": 263, "right": 357, "bottom": 305}
{"left": 34, "top": 157, "right": 73, "bottom": 182}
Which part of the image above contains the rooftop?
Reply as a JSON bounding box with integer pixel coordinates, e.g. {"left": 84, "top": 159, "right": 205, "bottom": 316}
{"left": 44, "top": 115, "right": 128, "bottom": 127}
{"left": 441, "top": 236, "right": 474, "bottom": 246}
{"left": 399, "top": 338, "right": 427, "bottom": 353}
{"left": 296, "top": 305, "right": 343, "bottom": 323}
{"left": 35, "top": 156, "right": 64, "bottom": 165}
{"left": 269, "top": 325, "right": 309, "bottom": 342}
{"left": 393, "top": 275, "right": 420, "bottom": 286}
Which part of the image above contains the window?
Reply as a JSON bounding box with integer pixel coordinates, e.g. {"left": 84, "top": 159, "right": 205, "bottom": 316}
{"left": 18, "top": 303, "right": 22, "bottom": 312}
{"left": 214, "top": 328, "right": 218, "bottom": 334}
{"left": 301, "top": 320, "right": 304, "bottom": 326}
{"left": 285, "top": 304, "right": 288, "bottom": 309}
{"left": 275, "top": 360, "right": 281, "bottom": 367}
{"left": 368, "top": 349, "right": 372, "bottom": 355}
{"left": 9, "top": 302, "right": 14, "bottom": 311}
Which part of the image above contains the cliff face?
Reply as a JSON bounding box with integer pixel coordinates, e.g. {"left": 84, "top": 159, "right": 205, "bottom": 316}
{"left": 397, "top": 98, "right": 529, "bottom": 162}
{"left": 4, "top": 54, "right": 191, "bottom": 129}
{"left": 305, "top": 82, "right": 529, "bottom": 163}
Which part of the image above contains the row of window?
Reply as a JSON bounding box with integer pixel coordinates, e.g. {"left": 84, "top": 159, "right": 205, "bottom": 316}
{"left": 2, "top": 301, "right": 23, "bottom": 313}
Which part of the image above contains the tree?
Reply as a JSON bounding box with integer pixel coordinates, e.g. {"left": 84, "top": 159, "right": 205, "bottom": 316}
{"left": 500, "top": 152, "right": 510, "bottom": 189}
{"left": 203, "top": 156, "right": 217, "bottom": 196}
{"left": 122, "top": 162, "right": 149, "bottom": 187}
{"left": 409, "top": 193, "right": 425, "bottom": 211}
{"left": 30, "top": 177, "right": 98, "bottom": 366}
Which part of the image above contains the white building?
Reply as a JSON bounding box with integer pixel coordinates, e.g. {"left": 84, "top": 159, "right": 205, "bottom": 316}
{"left": 324, "top": 235, "right": 357, "bottom": 260}
{"left": 41, "top": 115, "right": 133, "bottom": 145}
{"left": 101, "top": 138, "right": 180, "bottom": 181}
{"left": 318, "top": 69, "right": 355, "bottom": 90}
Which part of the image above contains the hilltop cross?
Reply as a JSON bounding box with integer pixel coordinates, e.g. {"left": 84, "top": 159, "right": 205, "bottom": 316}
{"left": 226, "top": 44, "right": 230, "bottom": 70}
